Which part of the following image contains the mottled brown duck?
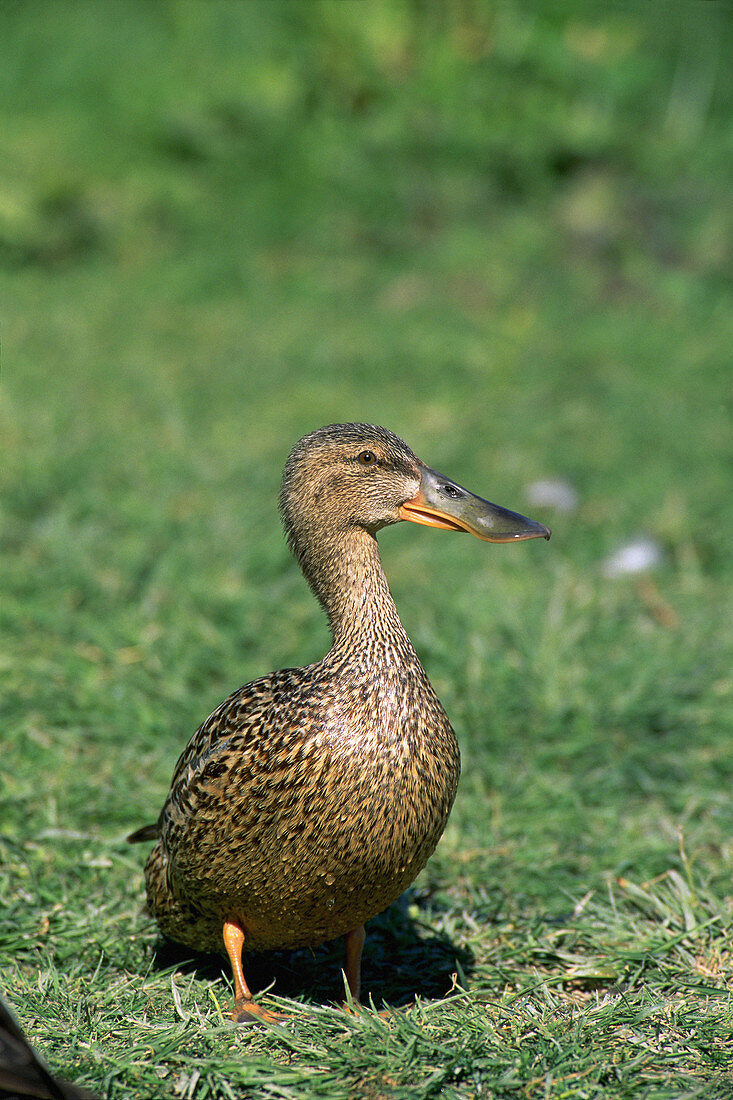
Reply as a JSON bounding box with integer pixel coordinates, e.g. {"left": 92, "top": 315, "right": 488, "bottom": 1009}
{"left": 128, "top": 423, "right": 549, "bottom": 1022}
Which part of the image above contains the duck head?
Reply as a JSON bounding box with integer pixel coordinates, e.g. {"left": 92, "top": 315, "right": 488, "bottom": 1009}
{"left": 280, "top": 423, "right": 550, "bottom": 555}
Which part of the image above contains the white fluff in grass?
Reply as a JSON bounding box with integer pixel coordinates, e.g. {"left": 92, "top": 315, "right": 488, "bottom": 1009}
{"left": 525, "top": 478, "right": 579, "bottom": 514}
{"left": 602, "top": 537, "right": 664, "bottom": 578}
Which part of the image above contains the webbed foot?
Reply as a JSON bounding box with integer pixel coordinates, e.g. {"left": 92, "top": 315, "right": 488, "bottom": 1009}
{"left": 231, "top": 997, "right": 287, "bottom": 1025}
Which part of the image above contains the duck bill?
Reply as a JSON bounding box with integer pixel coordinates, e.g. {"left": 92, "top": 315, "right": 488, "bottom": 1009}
{"left": 398, "top": 466, "right": 551, "bottom": 543}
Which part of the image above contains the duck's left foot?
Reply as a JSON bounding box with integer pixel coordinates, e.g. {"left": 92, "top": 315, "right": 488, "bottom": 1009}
{"left": 224, "top": 919, "right": 286, "bottom": 1025}
{"left": 231, "top": 997, "right": 287, "bottom": 1025}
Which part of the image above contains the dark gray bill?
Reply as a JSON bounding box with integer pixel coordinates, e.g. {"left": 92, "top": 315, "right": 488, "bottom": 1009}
{"left": 398, "top": 466, "right": 551, "bottom": 543}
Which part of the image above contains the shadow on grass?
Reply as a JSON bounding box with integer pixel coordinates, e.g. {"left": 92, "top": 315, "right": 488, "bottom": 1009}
{"left": 150, "top": 892, "right": 474, "bottom": 1009}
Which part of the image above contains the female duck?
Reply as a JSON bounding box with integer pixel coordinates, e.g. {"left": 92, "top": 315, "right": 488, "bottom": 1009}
{"left": 129, "top": 424, "right": 549, "bottom": 1021}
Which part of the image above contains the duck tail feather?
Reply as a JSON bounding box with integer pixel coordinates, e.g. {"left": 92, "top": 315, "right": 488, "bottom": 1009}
{"left": 126, "top": 823, "right": 159, "bottom": 844}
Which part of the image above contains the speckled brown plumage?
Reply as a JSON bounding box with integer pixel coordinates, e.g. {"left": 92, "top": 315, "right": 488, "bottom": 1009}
{"left": 129, "top": 423, "right": 549, "bottom": 1015}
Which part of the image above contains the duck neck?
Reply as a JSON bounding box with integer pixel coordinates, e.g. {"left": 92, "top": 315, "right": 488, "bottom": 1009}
{"left": 300, "top": 526, "right": 411, "bottom": 655}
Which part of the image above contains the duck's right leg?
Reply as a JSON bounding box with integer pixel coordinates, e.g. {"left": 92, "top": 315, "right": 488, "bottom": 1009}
{"left": 344, "top": 924, "right": 366, "bottom": 1001}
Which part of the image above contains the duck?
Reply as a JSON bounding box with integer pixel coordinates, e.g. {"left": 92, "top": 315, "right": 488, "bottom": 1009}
{"left": 128, "top": 423, "right": 549, "bottom": 1022}
{"left": 0, "top": 995, "right": 97, "bottom": 1099}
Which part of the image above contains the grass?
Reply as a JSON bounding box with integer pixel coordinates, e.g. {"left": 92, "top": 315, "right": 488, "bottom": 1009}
{"left": 1, "top": 1, "right": 732, "bottom": 1096}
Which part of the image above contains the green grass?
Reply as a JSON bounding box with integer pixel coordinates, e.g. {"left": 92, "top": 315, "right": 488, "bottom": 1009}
{"left": 1, "top": 1, "right": 732, "bottom": 1096}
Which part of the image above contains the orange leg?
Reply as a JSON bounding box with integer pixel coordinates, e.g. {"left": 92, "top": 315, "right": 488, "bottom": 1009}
{"left": 345, "top": 925, "right": 397, "bottom": 1019}
{"left": 223, "top": 920, "right": 285, "bottom": 1024}
{"left": 344, "top": 924, "right": 366, "bottom": 1002}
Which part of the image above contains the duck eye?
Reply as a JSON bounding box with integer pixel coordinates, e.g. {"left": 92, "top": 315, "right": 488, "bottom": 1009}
{"left": 357, "top": 450, "right": 377, "bottom": 466}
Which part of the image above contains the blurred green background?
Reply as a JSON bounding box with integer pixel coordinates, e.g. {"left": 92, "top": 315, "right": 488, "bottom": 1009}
{"left": 2, "top": 0, "right": 730, "bottom": 826}
{"left": 1, "top": 1, "right": 732, "bottom": 1095}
